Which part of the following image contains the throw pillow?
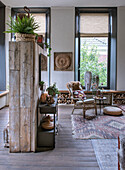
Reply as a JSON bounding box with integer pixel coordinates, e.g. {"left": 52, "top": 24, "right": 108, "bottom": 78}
{"left": 72, "top": 82, "right": 81, "bottom": 90}
{"left": 73, "top": 90, "right": 86, "bottom": 100}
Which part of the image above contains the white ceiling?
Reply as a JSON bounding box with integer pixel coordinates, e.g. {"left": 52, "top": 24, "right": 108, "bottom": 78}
{"left": 1, "top": 0, "right": 125, "bottom": 7}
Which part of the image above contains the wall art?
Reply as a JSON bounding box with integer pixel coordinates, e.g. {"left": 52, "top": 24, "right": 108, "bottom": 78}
{"left": 54, "top": 52, "right": 73, "bottom": 71}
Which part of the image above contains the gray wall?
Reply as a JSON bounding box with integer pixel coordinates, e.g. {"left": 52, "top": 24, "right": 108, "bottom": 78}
{"left": 51, "top": 6, "right": 125, "bottom": 90}
{"left": 117, "top": 7, "right": 125, "bottom": 90}
{"left": 5, "top": 6, "right": 11, "bottom": 90}
{"left": 51, "top": 7, "right": 75, "bottom": 90}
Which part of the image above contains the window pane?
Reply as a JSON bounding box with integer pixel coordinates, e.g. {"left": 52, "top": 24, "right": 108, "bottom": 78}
{"left": 32, "top": 13, "right": 46, "bottom": 35}
{"left": 80, "top": 37, "right": 108, "bottom": 87}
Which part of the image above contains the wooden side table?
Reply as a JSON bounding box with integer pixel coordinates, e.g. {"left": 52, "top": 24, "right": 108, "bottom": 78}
{"left": 93, "top": 96, "right": 107, "bottom": 114}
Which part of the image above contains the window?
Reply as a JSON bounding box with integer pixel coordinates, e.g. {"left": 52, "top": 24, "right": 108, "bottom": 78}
{"left": 75, "top": 8, "right": 117, "bottom": 89}
{"left": 80, "top": 13, "right": 109, "bottom": 87}
{"left": 32, "top": 13, "right": 46, "bottom": 36}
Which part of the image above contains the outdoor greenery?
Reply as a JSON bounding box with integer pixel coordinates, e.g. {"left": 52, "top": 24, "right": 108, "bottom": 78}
{"left": 80, "top": 41, "right": 107, "bottom": 87}
{"left": 4, "top": 15, "right": 39, "bottom": 35}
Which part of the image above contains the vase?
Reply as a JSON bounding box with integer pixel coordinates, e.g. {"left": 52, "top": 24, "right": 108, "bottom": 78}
{"left": 96, "top": 89, "right": 101, "bottom": 97}
{"left": 15, "top": 33, "right": 35, "bottom": 42}
{"left": 95, "top": 75, "right": 99, "bottom": 89}
{"left": 40, "top": 92, "right": 48, "bottom": 103}
{"left": 85, "top": 71, "right": 92, "bottom": 91}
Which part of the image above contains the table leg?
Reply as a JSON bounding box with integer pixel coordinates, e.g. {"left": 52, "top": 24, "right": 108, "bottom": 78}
{"left": 54, "top": 113, "right": 55, "bottom": 148}
{"left": 103, "top": 100, "right": 105, "bottom": 108}
{"left": 99, "top": 100, "right": 101, "bottom": 114}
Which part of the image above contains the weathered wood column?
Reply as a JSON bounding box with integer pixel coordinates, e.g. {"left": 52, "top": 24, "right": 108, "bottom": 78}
{"left": 9, "top": 41, "right": 40, "bottom": 152}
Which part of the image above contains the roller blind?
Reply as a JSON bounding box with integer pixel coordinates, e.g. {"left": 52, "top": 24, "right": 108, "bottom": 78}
{"left": 80, "top": 13, "right": 109, "bottom": 37}
{"left": 32, "top": 13, "right": 46, "bottom": 35}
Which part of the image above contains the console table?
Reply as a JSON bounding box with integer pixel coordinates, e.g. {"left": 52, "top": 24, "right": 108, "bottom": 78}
{"left": 37, "top": 96, "right": 58, "bottom": 151}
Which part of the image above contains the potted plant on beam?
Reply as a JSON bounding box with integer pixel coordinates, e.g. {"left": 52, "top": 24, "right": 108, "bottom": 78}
{"left": 4, "top": 7, "right": 39, "bottom": 42}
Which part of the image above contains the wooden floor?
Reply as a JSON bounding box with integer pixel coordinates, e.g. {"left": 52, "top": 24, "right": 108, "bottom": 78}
{"left": 0, "top": 105, "right": 99, "bottom": 170}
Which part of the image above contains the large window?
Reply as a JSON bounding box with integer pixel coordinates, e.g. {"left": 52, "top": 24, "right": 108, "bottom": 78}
{"left": 75, "top": 8, "right": 117, "bottom": 89}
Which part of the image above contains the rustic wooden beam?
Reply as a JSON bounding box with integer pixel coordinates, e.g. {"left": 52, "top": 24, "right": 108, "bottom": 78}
{"left": 9, "top": 41, "right": 42, "bottom": 152}
{"left": 9, "top": 70, "right": 20, "bottom": 152}
{"left": 20, "top": 108, "right": 31, "bottom": 152}
{"left": 9, "top": 42, "right": 20, "bottom": 71}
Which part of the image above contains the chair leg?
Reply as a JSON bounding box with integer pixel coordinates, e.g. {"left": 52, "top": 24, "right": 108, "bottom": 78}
{"left": 83, "top": 104, "right": 86, "bottom": 119}
{"left": 95, "top": 103, "right": 97, "bottom": 116}
{"left": 83, "top": 110, "right": 86, "bottom": 119}
{"left": 72, "top": 108, "right": 75, "bottom": 114}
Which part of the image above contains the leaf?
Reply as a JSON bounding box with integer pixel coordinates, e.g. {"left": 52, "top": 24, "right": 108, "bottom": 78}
{"left": 4, "top": 15, "right": 39, "bottom": 35}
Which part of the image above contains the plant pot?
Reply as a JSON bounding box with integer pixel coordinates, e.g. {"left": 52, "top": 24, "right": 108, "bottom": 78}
{"left": 15, "top": 33, "right": 35, "bottom": 42}
{"left": 40, "top": 85, "right": 43, "bottom": 91}
{"left": 40, "top": 92, "right": 48, "bottom": 103}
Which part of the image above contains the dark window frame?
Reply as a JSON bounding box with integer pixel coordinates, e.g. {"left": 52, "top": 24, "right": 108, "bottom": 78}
{"left": 75, "top": 7, "right": 117, "bottom": 90}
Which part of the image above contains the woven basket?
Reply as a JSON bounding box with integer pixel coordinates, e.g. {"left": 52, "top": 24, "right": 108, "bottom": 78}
{"left": 15, "top": 33, "right": 35, "bottom": 42}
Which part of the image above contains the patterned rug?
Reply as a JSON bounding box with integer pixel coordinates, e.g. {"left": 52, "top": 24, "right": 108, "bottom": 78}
{"left": 118, "top": 105, "right": 125, "bottom": 112}
{"left": 92, "top": 139, "right": 118, "bottom": 170}
{"left": 71, "top": 114, "right": 125, "bottom": 139}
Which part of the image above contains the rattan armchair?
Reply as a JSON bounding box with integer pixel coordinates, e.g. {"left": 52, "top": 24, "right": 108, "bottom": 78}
{"left": 66, "top": 81, "right": 97, "bottom": 119}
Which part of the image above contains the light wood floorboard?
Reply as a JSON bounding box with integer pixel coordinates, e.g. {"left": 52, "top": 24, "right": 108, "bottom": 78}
{"left": 0, "top": 105, "right": 100, "bottom": 170}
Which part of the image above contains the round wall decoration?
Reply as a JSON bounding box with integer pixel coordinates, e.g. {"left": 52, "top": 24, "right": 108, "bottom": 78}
{"left": 54, "top": 52, "right": 73, "bottom": 71}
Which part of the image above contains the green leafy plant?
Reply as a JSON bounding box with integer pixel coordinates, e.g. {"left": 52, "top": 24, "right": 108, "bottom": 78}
{"left": 44, "top": 42, "right": 52, "bottom": 57}
{"left": 39, "top": 81, "right": 45, "bottom": 86}
{"left": 39, "top": 81, "right": 45, "bottom": 90}
{"left": 80, "top": 42, "right": 107, "bottom": 86}
{"left": 46, "top": 83, "right": 59, "bottom": 96}
{"left": 4, "top": 15, "right": 39, "bottom": 35}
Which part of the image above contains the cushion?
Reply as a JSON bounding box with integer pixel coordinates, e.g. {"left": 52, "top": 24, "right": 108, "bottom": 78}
{"left": 76, "top": 101, "right": 83, "bottom": 105}
{"left": 73, "top": 90, "right": 86, "bottom": 100}
{"left": 72, "top": 82, "right": 81, "bottom": 90}
{"left": 103, "top": 106, "right": 122, "bottom": 116}
{"left": 84, "top": 99, "right": 95, "bottom": 103}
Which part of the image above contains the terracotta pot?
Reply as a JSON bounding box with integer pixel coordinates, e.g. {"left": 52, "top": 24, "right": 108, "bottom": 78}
{"left": 15, "top": 33, "right": 35, "bottom": 42}
{"left": 40, "top": 93, "right": 48, "bottom": 103}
